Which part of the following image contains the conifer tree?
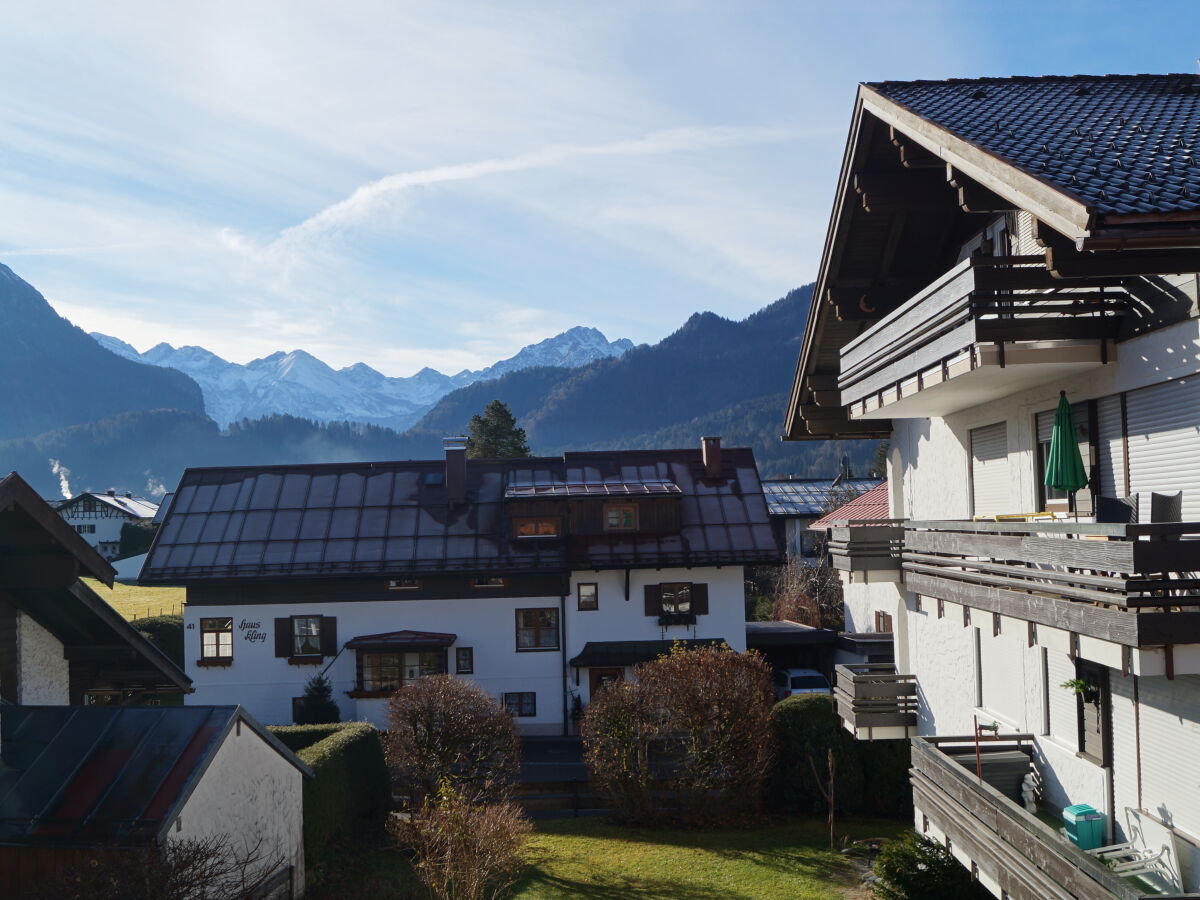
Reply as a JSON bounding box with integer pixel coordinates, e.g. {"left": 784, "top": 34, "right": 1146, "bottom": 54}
{"left": 295, "top": 672, "right": 341, "bottom": 724}
{"left": 465, "top": 400, "right": 531, "bottom": 459}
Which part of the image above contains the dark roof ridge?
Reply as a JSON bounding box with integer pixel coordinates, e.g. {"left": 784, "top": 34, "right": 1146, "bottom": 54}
{"left": 866, "top": 72, "right": 1198, "bottom": 88}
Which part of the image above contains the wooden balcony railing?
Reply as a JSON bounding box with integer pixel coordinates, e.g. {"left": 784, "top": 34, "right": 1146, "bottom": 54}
{"left": 834, "top": 663, "right": 917, "bottom": 739}
{"left": 912, "top": 735, "right": 1199, "bottom": 899}
{"left": 838, "top": 256, "right": 1125, "bottom": 411}
{"left": 902, "top": 520, "right": 1200, "bottom": 648}
{"left": 826, "top": 520, "right": 904, "bottom": 577}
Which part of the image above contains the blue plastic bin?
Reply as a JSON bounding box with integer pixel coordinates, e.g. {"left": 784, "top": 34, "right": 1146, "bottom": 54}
{"left": 1063, "top": 803, "right": 1106, "bottom": 850}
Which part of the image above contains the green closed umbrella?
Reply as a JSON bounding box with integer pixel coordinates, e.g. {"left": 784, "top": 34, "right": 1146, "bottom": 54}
{"left": 1044, "top": 391, "right": 1089, "bottom": 512}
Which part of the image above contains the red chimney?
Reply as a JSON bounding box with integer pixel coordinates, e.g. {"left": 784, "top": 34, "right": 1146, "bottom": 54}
{"left": 701, "top": 436, "right": 722, "bottom": 478}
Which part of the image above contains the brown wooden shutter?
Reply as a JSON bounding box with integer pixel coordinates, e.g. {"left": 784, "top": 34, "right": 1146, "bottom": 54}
{"left": 643, "top": 584, "right": 662, "bottom": 616}
{"left": 274, "top": 618, "right": 291, "bottom": 657}
{"left": 320, "top": 616, "right": 338, "bottom": 657}
{"left": 691, "top": 583, "right": 709, "bottom": 615}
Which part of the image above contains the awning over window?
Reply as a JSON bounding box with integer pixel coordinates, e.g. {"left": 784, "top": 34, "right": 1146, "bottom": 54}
{"left": 345, "top": 630, "right": 457, "bottom": 652}
{"left": 568, "top": 638, "right": 726, "bottom": 668}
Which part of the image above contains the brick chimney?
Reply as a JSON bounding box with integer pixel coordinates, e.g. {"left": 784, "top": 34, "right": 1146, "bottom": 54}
{"left": 443, "top": 436, "right": 468, "bottom": 505}
{"left": 701, "top": 436, "right": 722, "bottom": 479}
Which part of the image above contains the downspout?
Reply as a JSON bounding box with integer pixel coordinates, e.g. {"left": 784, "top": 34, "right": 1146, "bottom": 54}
{"left": 560, "top": 590, "right": 568, "bottom": 737}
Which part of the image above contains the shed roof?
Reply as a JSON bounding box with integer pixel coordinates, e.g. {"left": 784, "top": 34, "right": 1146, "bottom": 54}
{"left": 762, "top": 478, "right": 883, "bottom": 517}
{"left": 0, "top": 705, "right": 310, "bottom": 847}
{"left": 141, "top": 448, "right": 779, "bottom": 582}
{"left": 345, "top": 630, "right": 457, "bottom": 651}
{"left": 808, "top": 482, "right": 892, "bottom": 531}
{"left": 568, "top": 639, "right": 727, "bottom": 668}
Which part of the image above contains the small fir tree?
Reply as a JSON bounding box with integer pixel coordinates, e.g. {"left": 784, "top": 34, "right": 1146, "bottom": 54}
{"left": 295, "top": 672, "right": 341, "bottom": 725}
{"left": 466, "top": 401, "right": 531, "bottom": 459}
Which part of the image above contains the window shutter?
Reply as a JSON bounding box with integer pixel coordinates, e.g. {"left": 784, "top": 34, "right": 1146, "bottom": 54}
{"left": 643, "top": 584, "right": 662, "bottom": 616}
{"left": 691, "top": 583, "right": 709, "bottom": 615}
{"left": 274, "top": 618, "right": 291, "bottom": 658}
{"left": 320, "top": 616, "right": 338, "bottom": 657}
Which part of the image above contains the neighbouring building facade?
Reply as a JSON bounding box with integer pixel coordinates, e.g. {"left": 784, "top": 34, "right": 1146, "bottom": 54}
{"left": 56, "top": 489, "right": 158, "bottom": 560}
{"left": 789, "top": 75, "right": 1200, "bottom": 898}
{"left": 762, "top": 476, "right": 882, "bottom": 561}
{"left": 139, "top": 438, "right": 779, "bottom": 734}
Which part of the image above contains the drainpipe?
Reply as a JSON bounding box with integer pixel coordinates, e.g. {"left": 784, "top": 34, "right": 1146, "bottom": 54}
{"left": 560, "top": 589, "right": 568, "bottom": 737}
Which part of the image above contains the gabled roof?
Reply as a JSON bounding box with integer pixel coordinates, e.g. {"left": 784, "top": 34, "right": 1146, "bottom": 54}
{"left": 762, "top": 478, "right": 884, "bottom": 517}
{"left": 868, "top": 75, "right": 1200, "bottom": 219}
{"left": 0, "top": 705, "right": 311, "bottom": 847}
{"left": 0, "top": 473, "right": 115, "bottom": 584}
{"left": 808, "top": 482, "right": 892, "bottom": 531}
{"left": 141, "top": 448, "right": 779, "bottom": 582}
{"left": 60, "top": 491, "right": 159, "bottom": 519}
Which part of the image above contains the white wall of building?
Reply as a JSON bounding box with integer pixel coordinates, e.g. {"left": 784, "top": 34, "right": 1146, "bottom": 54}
{"left": 174, "top": 721, "right": 306, "bottom": 897}
{"left": 184, "top": 565, "right": 747, "bottom": 732}
{"left": 58, "top": 505, "right": 147, "bottom": 560}
{"left": 17, "top": 612, "right": 68, "bottom": 704}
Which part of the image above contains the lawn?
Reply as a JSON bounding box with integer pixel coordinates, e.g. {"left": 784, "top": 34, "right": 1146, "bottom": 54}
{"left": 82, "top": 577, "right": 185, "bottom": 621}
{"left": 309, "top": 817, "right": 903, "bottom": 900}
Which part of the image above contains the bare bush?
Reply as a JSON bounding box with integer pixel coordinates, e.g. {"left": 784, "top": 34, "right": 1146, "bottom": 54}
{"left": 770, "top": 558, "right": 844, "bottom": 630}
{"left": 28, "top": 836, "right": 285, "bottom": 900}
{"left": 392, "top": 786, "right": 531, "bottom": 900}
{"left": 385, "top": 674, "right": 520, "bottom": 809}
{"left": 582, "top": 644, "right": 777, "bottom": 827}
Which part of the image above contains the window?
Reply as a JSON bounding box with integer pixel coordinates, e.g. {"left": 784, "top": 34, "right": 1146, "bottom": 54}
{"left": 474, "top": 576, "right": 507, "bottom": 588}
{"left": 359, "top": 650, "right": 444, "bottom": 692}
{"left": 513, "top": 517, "right": 560, "bottom": 539}
{"left": 577, "top": 583, "right": 598, "bottom": 611}
{"left": 516, "top": 608, "right": 559, "bottom": 650}
{"left": 201, "top": 617, "right": 233, "bottom": 660}
{"left": 873, "top": 611, "right": 893, "bottom": 633}
{"left": 1035, "top": 404, "right": 1093, "bottom": 514}
{"left": 504, "top": 692, "right": 536, "bottom": 717}
{"left": 1075, "top": 661, "right": 1111, "bottom": 766}
{"left": 603, "top": 503, "right": 638, "bottom": 531}
{"left": 75, "top": 524, "right": 95, "bottom": 534}
{"left": 660, "top": 583, "right": 692, "bottom": 614}
{"left": 293, "top": 616, "right": 322, "bottom": 656}
{"left": 387, "top": 577, "right": 420, "bottom": 590}
{"left": 456, "top": 647, "right": 474, "bottom": 674}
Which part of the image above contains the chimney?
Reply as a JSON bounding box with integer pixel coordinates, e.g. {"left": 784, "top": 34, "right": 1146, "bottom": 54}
{"left": 701, "top": 436, "right": 722, "bottom": 479}
{"left": 443, "top": 436, "right": 468, "bottom": 505}
{"left": 124, "top": 491, "right": 133, "bottom": 499}
{"left": 106, "top": 488, "right": 116, "bottom": 496}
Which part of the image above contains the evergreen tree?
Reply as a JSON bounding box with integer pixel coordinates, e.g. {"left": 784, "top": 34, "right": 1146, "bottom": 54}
{"left": 295, "top": 672, "right": 341, "bottom": 725}
{"left": 465, "top": 400, "right": 531, "bottom": 459}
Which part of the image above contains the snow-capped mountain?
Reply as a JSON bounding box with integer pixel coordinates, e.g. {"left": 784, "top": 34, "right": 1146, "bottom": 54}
{"left": 91, "top": 326, "right": 634, "bottom": 431}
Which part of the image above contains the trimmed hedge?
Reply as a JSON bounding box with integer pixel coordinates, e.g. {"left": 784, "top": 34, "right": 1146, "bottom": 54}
{"left": 771, "top": 693, "right": 910, "bottom": 817}
{"left": 134, "top": 615, "right": 183, "bottom": 668}
{"left": 269, "top": 722, "right": 390, "bottom": 872}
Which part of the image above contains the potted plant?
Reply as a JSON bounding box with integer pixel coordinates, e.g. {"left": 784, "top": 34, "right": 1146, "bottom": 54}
{"left": 1061, "top": 678, "right": 1099, "bottom": 703}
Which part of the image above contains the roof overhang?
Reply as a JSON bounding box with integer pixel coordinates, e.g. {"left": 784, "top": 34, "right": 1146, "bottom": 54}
{"left": 0, "top": 473, "right": 116, "bottom": 584}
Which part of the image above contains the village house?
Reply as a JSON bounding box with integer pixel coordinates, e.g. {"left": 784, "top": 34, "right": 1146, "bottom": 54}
{"left": 761, "top": 475, "right": 882, "bottom": 561}
{"left": 0, "top": 472, "right": 310, "bottom": 898}
{"left": 788, "top": 75, "right": 1200, "bottom": 898}
{"left": 56, "top": 488, "right": 158, "bottom": 561}
{"left": 139, "top": 437, "right": 780, "bottom": 734}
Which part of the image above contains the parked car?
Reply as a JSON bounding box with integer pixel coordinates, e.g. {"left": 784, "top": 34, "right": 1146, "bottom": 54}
{"left": 774, "top": 668, "right": 832, "bottom": 701}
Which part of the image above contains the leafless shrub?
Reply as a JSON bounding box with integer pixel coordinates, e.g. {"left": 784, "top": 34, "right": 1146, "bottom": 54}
{"left": 385, "top": 674, "right": 520, "bottom": 809}
{"left": 28, "top": 835, "right": 285, "bottom": 900}
{"left": 582, "top": 644, "right": 777, "bottom": 827}
{"left": 770, "top": 558, "right": 844, "bottom": 630}
{"left": 392, "top": 786, "right": 531, "bottom": 900}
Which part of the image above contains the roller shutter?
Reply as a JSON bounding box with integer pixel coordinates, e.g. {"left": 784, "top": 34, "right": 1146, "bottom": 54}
{"left": 1097, "top": 394, "right": 1126, "bottom": 498}
{"left": 1131, "top": 675, "right": 1200, "bottom": 840}
{"left": 1109, "top": 674, "right": 1138, "bottom": 841}
{"left": 978, "top": 630, "right": 1024, "bottom": 727}
{"left": 1035, "top": 402, "right": 1094, "bottom": 515}
{"left": 1126, "top": 378, "right": 1200, "bottom": 522}
{"left": 970, "top": 422, "right": 1010, "bottom": 517}
{"left": 1046, "top": 649, "right": 1078, "bottom": 751}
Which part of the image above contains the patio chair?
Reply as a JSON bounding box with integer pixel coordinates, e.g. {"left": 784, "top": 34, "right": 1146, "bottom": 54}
{"left": 1084, "top": 808, "right": 1184, "bottom": 893}
{"left": 1096, "top": 494, "right": 1139, "bottom": 524}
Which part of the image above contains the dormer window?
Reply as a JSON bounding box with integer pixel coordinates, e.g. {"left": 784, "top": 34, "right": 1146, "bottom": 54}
{"left": 512, "top": 517, "right": 560, "bottom": 539}
{"left": 604, "top": 503, "right": 638, "bottom": 532}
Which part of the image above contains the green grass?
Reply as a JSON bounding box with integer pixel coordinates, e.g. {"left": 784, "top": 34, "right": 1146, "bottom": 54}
{"left": 82, "top": 577, "right": 185, "bottom": 621}
{"left": 308, "top": 816, "right": 904, "bottom": 900}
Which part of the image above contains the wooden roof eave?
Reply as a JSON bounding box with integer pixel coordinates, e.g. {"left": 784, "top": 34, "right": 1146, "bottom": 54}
{"left": 0, "top": 473, "right": 116, "bottom": 585}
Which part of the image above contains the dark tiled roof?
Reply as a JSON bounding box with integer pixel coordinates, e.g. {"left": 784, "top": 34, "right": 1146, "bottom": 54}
{"left": 808, "top": 482, "right": 892, "bottom": 530}
{"left": 141, "top": 449, "right": 779, "bottom": 582}
{"left": 762, "top": 478, "right": 884, "bottom": 517}
{"left": 568, "top": 638, "right": 727, "bottom": 668}
{"left": 0, "top": 705, "right": 310, "bottom": 846}
{"left": 869, "top": 74, "right": 1200, "bottom": 215}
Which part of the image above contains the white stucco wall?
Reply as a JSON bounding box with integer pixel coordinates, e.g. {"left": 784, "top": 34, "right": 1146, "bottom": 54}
{"left": 184, "top": 565, "right": 746, "bottom": 733}
{"left": 58, "top": 505, "right": 147, "bottom": 559}
{"left": 17, "top": 612, "right": 68, "bottom": 704}
{"left": 175, "top": 720, "right": 305, "bottom": 897}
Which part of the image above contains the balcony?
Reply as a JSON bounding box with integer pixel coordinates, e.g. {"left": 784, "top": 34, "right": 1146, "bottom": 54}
{"left": 834, "top": 663, "right": 917, "bottom": 740}
{"left": 826, "top": 520, "right": 904, "bottom": 582}
{"left": 912, "top": 735, "right": 1194, "bottom": 899}
{"left": 838, "top": 257, "right": 1125, "bottom": 419}
{"left": 902, "top": 520, "right": 1200, "bottom": 654}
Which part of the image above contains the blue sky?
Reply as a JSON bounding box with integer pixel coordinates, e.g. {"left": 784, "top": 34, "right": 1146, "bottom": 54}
{"left": 1, "top": 1, "right": 1195, "bottom": 374}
